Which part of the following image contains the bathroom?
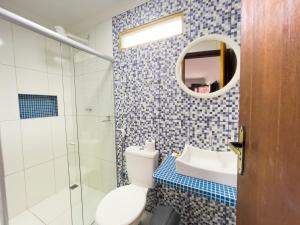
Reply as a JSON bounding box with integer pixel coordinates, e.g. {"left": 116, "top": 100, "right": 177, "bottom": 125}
{"left": 0, "top": 0, "right": 299, "bottom": 225}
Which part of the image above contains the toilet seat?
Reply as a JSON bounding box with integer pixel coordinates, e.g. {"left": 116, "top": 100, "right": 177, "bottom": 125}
{"left": 95, "top": 184, "right": 148, "bottom": 225}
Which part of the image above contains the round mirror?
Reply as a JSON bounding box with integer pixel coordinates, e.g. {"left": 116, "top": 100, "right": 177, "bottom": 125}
{"left": 176, "top": 34, "right": 240, "bottom": 98}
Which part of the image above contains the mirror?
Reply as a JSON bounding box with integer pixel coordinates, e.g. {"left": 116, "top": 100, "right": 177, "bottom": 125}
{"left": 176, "top": 35, "right": 240, "bottom": 98}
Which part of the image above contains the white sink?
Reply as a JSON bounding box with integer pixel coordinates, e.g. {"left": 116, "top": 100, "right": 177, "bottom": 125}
{"left": 176, "top": 145, "right": 238, "bottom": 187}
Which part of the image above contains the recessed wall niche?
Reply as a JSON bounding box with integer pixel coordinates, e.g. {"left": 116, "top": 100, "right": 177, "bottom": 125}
{"left": 18, "top": 94, "right": 58, "bottom": 119}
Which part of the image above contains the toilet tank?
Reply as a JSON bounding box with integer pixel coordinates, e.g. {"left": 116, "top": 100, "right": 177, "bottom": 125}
{"left": 125, "top": 146, "right": 159, "bottom": 189}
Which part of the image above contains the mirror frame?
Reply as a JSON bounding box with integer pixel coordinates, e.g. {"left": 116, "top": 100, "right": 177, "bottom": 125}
{"left": 176, "top": 34, "right": 240, "bottom": 99}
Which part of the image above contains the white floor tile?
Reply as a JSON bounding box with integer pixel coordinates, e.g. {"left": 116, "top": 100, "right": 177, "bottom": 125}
{"left": 30, "top": 189, "right": 70, "bottom": 224}
{"left": 48, "top": 210, "right": 72, "bottom": 225}
{"left": 82, "top": 186, "right": 106, "bottom": 225}
{"left": 9, "top": 185, "right": 105, "bottom": 225}
{"left": 9, "top": 211, "right": 45, "bottom": 225}
{"left": 25, "top": 161, "right": 55, "bottom": 207}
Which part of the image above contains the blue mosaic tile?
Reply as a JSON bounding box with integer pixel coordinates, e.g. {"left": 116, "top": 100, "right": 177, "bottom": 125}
{"left": 188, "top": 118, "right": 211, "bottom": 150}
{"left": 230, "top": 0, "right": 242, "bottom": 42}
{"left": 188, "top": 119, "right": 230, "bottom": 151}
{"left": 18, "top": 94, "right": 58, "bottom": 119}
{"left": 210, "top": 120, "right": 229, "bottom": 151}
{"left": 189, "top": 0, "right": 232, "bottom": 39}
{"left": 153, "top": 155, "right": 237, "bottom": 207}
{"left": 228, "top": 122, "right": 239, "bottom": 144}
{"left": 190, "top": 94, "right": 230, "bottom": 122}
{"left": 125, "top": 117, "right": 159, "bottom": 147}
{"left": 228, "top": 82, "right": 240, "bottom": 123}
{"left": 158, "top": 119, "right": 189, "bottom": 158}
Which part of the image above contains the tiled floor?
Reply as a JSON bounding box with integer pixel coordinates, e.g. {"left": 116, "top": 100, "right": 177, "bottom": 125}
{"left": 9, "top": 211, "right": 44, "bottom": 225}
{"left": 9, "top": 186, "right": 106, "bottom": 225}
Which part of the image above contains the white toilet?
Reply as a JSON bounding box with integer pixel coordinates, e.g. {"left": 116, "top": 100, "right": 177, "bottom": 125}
{"left": 95, "top": 146, "right": 159, "bottom": 225}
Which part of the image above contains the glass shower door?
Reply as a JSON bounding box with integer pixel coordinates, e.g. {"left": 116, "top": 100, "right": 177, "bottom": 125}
{"left": 63, "top": 46, "right": 117, "bottom": 225}
{"left": 61, "top": 43, "right": 84, "bottom": 225}
{"left": 0, "top": 21, "right": 114, "bottom": 225}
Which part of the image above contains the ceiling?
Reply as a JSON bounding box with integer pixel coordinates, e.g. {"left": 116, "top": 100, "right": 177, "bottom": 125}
{"left": 0, "top": 0, "right": 147, "bottom": 32}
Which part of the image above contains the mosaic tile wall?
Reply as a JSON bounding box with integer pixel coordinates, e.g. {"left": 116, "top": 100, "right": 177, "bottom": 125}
{"left": 112, "top": 0, "right": 241, "bottom": 224}
{"left": 18, "top": 94, "right": 58, "bottom": 119}
{"left": 156, "top": 187, "right": 236, "bottom": 225}
{"left": 113, "top": 0, "right": 241, "bottom": 185}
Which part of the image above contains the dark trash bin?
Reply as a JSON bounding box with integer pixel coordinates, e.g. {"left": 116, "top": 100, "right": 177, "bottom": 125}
{"left": 150, "top": 206, "right": 180, "bottom": 225}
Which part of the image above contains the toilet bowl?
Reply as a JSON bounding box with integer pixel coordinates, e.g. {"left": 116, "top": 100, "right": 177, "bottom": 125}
{"left": 96, "top": 184, "right": 147, "bottom": 225}
{"left": 95, "top": 146, "right": 159, "bottom": 225}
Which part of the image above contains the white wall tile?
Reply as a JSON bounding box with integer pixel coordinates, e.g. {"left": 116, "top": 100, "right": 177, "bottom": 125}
{"left": 97, "top": 69, "right": 113, "bottom": 117}
{"left": 48, "top": 74, "right": 64, "bottom": 116}
{"left": 5, "top": 172, "right": 27, "bottom": 218}
{"left": 0, "top": 65, "right": 19, "bottom": 121}
{"left": 21, "top": 118, "right": 53, "bottom": 168}
{"left": 75, "top": 73, "right": 99, "bottom": 116}
{"left": 96, "top": 118, "right": 115, "bottom": 163}
{"left": 67, "top": 151, "right": 80, "bottom": 184}
{"left": 48, "top": 74, "right": 63, "bottom": 95}
{"left": 80, "top": 155, "right": 101, "bottom": 189}
{"left": 51, "top": 117, "right": 67, "bottom": 158}
{"left": 16, "top": 68, "right": 48, "bottom": 95}
{"left": 95, "top": 19, "right": 113, "bottom": 56}
{"left": 100, "top": 160, "right": 116, "bottom": 193}
{"left": 46, "top": 38, "right": 62, "bottom": 75}
{"left": 54, "top": 156, "right": 69, "bottom": 191}
{"left": 65, "top": 116, "right": 77, "bottom": 145}
{"left": 13, "top": 25, "right": 47, "bottom": 72}
{"left": 25, "top": 161, "right": 55, "bottom": 207}
{"left": 74, "top": 56, "right": 111, "bottom": 75}
{"left": 0, "top": 20, "right": 14, "bottom": 66}
{"left": 61, "top": 45, "right": 74, "bottom": 77}
{"left": 0, "top": 121, "right": 23, "bottom": 175}
{"left": 62, "top": 76, "right": 76, "bottom": 115}
{"left": 76, "top": 116, "right": 99, "bottom": 142}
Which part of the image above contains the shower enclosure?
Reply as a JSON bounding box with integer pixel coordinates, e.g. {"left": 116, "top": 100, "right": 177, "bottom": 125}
{"left": 0, "top": 8, "right": 116, "bottom": 225}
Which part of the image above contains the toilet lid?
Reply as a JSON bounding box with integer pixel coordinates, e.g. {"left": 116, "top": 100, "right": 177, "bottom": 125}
{"left": 96, "top": 185, "right": 147, "bottom": 225}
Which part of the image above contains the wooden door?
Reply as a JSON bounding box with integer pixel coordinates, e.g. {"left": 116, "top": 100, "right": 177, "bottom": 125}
{"left": 237, "top": 0, "right": 300, "bottom": 224}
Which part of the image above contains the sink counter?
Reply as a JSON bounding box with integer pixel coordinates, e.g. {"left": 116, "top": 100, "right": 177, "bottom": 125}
{"left": 153, "top": 155, "right": 237, "bottom": 207}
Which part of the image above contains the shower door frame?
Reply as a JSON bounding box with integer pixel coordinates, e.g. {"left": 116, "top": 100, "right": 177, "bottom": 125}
{"left": 0, "top": 132, "right": 9, "bottom": 225}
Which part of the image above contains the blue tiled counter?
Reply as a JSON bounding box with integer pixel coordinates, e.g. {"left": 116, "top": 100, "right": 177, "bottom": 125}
{"left": 153, "top": 156, "right": 237, "bottom": 207}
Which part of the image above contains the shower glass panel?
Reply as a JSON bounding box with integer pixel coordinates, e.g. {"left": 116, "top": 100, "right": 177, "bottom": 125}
{"left": 65, "top": 47, "right": 117, "bottom": 225}
{"left": 0, "top": 18, "right": 115, "bottom": 225}
{"left": 0, "top": 21, "right": 75, "bottom": 225}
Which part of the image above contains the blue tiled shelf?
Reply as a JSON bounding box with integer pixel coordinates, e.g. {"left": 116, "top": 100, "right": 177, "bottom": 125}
{"left": 153, "top": 156, "right": 237, "bottom": 207}
{"left": 18, "top": 94, "right": 58, "bottom": 119}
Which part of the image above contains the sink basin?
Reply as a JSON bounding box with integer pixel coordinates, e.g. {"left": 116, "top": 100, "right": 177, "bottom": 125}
{"left": 176, "top": 145, "right": 238, "bottom": 187}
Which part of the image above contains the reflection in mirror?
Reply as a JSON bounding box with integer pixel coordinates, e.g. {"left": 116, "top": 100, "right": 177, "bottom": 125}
{"left": 181, "top": 40, "right": 237, "bottom": 94}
